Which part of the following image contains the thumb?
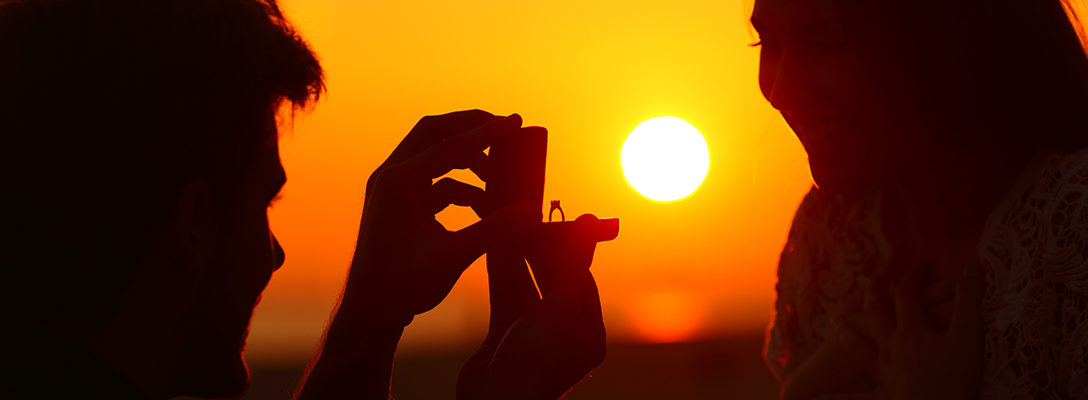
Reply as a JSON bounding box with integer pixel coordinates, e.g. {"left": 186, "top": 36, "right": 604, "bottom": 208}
{"left": 444, "top": 201, "right": 540, "bottom": 268}
{"left": 531, "top": 214, "right": 604, "bottom": 321}
{"left": 484, "top": 253, "right": 540, "bottom": 339}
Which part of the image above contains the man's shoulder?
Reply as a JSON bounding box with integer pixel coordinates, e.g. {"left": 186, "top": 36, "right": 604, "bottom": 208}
{"left": 3, "top": 328, "right": 149, "bottom": 400}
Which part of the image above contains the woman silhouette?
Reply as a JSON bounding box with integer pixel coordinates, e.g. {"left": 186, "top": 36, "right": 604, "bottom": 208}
{"left": 752, "top": 0, "right": 1088, "bottom": 397}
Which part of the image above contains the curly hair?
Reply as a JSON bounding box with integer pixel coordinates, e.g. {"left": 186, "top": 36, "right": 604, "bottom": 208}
{"left": 0, "top": 0, "right": 324, "bottom": 330}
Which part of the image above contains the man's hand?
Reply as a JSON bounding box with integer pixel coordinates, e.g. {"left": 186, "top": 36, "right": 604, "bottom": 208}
{"left": 296, "top": 110, "right": 539, "bottom": 400}
{"left": 457, "top": 214, "right": 607, "bottom": 400}
{"left": 345, "top": 110, "right": 539, "bottom": 325}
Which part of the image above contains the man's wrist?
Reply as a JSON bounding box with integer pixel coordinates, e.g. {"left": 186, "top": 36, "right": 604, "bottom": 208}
{"left": 329, "top": 298, "right": 410, "bottom": 339}
{"left": 339, "top": 284, "right": 416, "bottom": 326}
{"left": 341, "top": 258, "right": 417, "bottom": 329}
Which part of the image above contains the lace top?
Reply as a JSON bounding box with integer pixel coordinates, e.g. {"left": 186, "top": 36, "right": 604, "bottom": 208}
{"left": 764, "top": 149, "right": 1088, "bottom": 398}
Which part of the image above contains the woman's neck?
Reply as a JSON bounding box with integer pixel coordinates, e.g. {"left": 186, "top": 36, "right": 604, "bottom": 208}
{"left": 890, "top": 138, "right": 1043, "bottom": 254}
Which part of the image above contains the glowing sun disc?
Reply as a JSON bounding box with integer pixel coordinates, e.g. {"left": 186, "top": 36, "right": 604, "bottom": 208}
{"left": 621, "top": 117, "right": 710, "bottom": 201}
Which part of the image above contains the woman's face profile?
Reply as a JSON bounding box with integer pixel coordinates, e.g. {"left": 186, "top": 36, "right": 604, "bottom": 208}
{"left": 751, "top": 0, "right": 896, "bottom": 192}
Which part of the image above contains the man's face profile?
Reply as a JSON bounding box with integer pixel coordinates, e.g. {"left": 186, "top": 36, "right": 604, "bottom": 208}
{"left": 0, "top": 0, "right": 321, "bottom": 397}
{"left": 165, "top": 117, "right": 288, "bottom": 397}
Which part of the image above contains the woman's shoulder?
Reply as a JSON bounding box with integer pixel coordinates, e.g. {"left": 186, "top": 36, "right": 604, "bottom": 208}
{"left": 981, "top": 148, "right": 1088, "bottom": 268}
{"left": 779, "top": 186, "right": 887, "bottom": 276}
{"left": 766, "top": 185, "right": 888, "bottom": 380}
{"left": 1035, "top": 148, "right": 1088, "bottom": 260}
{"left": 979, "top": 148, "right": 1088, "bottom": 398}
{"left": 979, "top": 147, "right": 1088, "bottom": 313}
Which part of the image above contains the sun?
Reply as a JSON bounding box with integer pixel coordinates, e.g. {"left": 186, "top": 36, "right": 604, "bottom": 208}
{"left": 621, "top": 116, "right": 710, "bottom": 201}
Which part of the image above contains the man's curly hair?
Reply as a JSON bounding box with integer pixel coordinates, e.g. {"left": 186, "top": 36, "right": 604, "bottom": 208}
{"left": 0, "top": 0, "right": 324, "bottom": 330}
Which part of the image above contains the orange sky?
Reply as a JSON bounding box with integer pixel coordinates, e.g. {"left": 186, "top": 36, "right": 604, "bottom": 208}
{"left": 245, "top": 0, "right": 814, "bottom": 363}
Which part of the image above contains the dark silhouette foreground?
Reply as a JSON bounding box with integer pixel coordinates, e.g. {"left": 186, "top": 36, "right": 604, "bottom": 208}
{"left": 752, "top": 0, "right": 1088, "bottom": 397}
{"left": 1, "top": 0, "right": 608, "bottom": 399}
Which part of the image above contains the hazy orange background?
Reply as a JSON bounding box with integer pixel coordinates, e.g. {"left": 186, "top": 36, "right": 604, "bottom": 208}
{"left": 245, "top": 0, "right": 814, "bottom": 363}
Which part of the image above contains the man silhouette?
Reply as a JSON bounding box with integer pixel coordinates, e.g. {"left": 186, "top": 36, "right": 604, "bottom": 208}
{"left": 0, "top": 0, "right": 605, "bottom": 399}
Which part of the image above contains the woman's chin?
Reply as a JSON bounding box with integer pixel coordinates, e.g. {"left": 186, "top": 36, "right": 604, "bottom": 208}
{"left": 808, "top": 152, "right": 883, "bottom": 195}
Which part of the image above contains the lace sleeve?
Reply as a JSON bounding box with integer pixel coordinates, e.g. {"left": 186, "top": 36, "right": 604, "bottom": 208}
{"left": 765, "top": 187, "right": 826, "bottom": 382}
{"left": 1043, "top": 157, "right": 1088, "bottom": 398}
{"left": 979, "top": 150, "right": 1088, "bottom": 398}
{"left": 765, "top": 186, "right": 890, "bottom": 384}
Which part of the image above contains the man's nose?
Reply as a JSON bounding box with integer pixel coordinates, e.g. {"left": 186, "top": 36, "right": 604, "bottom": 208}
{"left": 271, "top": 235, "right": 286, "bottom": 272}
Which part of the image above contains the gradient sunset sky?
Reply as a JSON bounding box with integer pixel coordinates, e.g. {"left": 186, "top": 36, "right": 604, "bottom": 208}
{"left": 245, "top": 0, "right": 814, "bottom": 363}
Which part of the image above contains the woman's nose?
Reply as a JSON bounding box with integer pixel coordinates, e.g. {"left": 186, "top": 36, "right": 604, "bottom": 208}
{"left": 763, "top": 53, "right": 813, "bottom": 113}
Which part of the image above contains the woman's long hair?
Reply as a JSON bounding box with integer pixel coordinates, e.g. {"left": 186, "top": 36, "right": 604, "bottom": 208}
{"left": 836, "top": 0, "right": 1088, "bottom": 160}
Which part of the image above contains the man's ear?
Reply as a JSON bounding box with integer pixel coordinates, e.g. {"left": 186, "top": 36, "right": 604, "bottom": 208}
{"left": 171, "top": 178, "right": 212, "bottom": 271}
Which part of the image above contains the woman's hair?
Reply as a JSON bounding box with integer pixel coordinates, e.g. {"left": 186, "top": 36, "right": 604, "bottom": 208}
{"left": 848, "top": 0, "right": 1088, "bottom": 153}
{"left": 0, "top": 0, "right": 324, "bottom": 330}
{"left": 1061, "top": 0, "right": 1088, "bottom": 50}
{"left": 987, "top": 0, "right": 1088, "bottom": 151}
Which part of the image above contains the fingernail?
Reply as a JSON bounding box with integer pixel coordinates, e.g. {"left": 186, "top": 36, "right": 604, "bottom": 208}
{"left": 505, "top": 113, "right": 523, "bottom": 125}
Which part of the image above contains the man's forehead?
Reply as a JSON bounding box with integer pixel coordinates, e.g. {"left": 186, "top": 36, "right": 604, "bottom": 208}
{"left": 255, "top": 118, "right": 285, "bottom": 182}
{"left": 263, "top": 140, "right": 284, "bottom": 176}
{"left": 262, "top": 112, "right": 281, "bottom": 147}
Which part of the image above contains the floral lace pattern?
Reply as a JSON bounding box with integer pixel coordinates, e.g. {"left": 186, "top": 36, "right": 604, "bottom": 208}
{"left": 764, "top": 150, "right": 1088, "bottom": 398}
{"left": 763, "top": 187, "right": 890, "bottom": 382}
{"left": 978, "top": 150, "right": 1088, "bottom": 399}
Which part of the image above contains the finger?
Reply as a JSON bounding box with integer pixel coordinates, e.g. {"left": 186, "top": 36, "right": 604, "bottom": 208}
{"left": 407, "top": 114, "right": 523, "bottom": 180}
{"left": 531, "top": 214, "right": 603, "bottom": 317}
{"left": 442, "top": 201, "right": 540, "bottom": 268}
{"left": 949, "top": 260, "right": 983, "bottom": 341}
{"left": 537, "top": 268, "right": 606, "bottom": 360}
{"left": 484, "top": 253, "right": 540, "bottom": 337}
{"left": 429, "top": 177, "right": 485, "bottom": 215}
{"left": 531, "top": 266, "right": 605, "bottom": 368}
{"left": 894, "top": 264, "right": 928, "bottom": 331}
{"left": 464, "top": 251, "right": 539, "bottom": 380}
{"left": 528, "top": 215, "right": 609, "bottom": 378}
{"left": 467, "top": 151, "right": 488, "bottom": 182}
{"left": 386, "top": 109, "right": 502, "bottom": 164}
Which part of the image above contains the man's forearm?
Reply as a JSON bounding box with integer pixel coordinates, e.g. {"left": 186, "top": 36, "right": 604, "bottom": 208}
{"left": 294, "top": 299, "right": 407, "bottom": 400}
